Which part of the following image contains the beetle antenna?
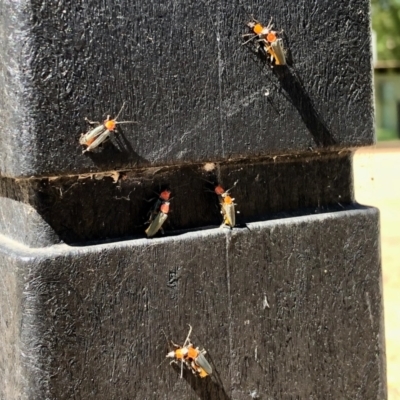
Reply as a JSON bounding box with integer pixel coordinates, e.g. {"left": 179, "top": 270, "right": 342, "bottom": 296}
{"left": 226, "top": 180, "right": 239, "bottom": 193}
{"left": 115, "top": 101, "right": 126, "bottom": 120}
{"left": 183, "top": 324, "right": 193, "bottom": 347}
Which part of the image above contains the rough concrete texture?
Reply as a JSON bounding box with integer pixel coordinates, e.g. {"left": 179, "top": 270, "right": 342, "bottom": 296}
{"left": 0, "top": 0, "right": 373, "bottom": 177}
{"left": 0, "top": 207, "right": 387, "bottom": 399}
{"left": 0, "top": 153, "right": 353, "bottom": 247}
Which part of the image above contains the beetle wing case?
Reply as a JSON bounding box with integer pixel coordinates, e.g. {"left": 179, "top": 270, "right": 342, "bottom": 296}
{"left": 222, "top": 202, "right": 236, "bottom": 227}
{"left": 270, "top": 38, "right": 286, "bottom": 65}
{"left": 80, "top": 124, "right": 112, "bottom": 153}
{"left": 84, "top": 129, "right": 112, "bottom": 152}
{"left": 79, "top": 124, "right": 104, "bottom": 144}
{"left": 195, "top": 352, "right": 213, "bottom": 375}
{"left": 145, "top": 211, "right": 168, "bottom": 237}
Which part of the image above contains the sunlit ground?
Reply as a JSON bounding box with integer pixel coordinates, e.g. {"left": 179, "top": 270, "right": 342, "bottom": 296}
{"left": 354, "top": 142, "right": 400, "bottom": 400}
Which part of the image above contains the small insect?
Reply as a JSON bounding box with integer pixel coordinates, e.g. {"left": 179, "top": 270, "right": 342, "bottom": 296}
{"left": 166, "top": 324, "right": 212, "bottom": 379}
{"left": 243, "top": 17, "right": 286, "bottom": 66}
{"left": 80, "top": 102, "right": 136, "bottom": 153}
{"left": 145, "top": 200, "right": 170, "bottom": 237}
{"left": 214, "top": 181, "right": 238, "bottom": 229}
{"left": 220, "top": 194, "right": 237, "bottom": 228}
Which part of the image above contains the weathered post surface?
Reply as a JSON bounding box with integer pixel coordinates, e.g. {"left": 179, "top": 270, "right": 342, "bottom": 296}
{"left": 0, "top": 0, "right": 387, "bottom": 399}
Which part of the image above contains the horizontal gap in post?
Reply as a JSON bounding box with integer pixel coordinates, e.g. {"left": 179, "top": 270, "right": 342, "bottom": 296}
{"left": 0, "top": 152, "right": 353, "bottom": 246}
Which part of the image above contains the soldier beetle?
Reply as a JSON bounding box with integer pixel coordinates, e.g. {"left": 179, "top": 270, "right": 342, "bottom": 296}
{"left": 80, "top": 102, "right": 136, "bottom": 153}
{"left": 214, "top": 181, "right": 238, "bottom": 229}
{"left": 145, "top": 200, "right": 170, "bottom": 238}
{"left": 166, "top": 324, "right": 212, "bottom": 379}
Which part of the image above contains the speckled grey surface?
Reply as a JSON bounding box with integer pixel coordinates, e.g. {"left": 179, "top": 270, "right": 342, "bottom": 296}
{"left": 0, "top": 208, "right": 387, "bottom": 399}
{"left": 0, "top": 0, "right": 373, "bottom": 177}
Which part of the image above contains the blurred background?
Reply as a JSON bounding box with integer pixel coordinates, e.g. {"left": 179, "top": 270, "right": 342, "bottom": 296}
{"left": 353, "top": 1, "right": 400, "bottom": 398}
{"left": 372, "top": 0, "right": 400, "bottom": 142}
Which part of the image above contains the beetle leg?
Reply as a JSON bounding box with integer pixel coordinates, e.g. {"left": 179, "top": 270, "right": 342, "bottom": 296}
{"left": 84, "top": 117, "right": 101, "bottom": 126}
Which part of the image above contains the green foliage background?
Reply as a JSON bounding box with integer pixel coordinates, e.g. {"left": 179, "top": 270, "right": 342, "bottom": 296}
{"left": 372, "top": 0, "right": 400, "bottom": 60}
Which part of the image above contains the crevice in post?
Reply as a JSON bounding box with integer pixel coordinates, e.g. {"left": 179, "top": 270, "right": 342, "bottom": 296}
{"left": 0, "top": 151, "right": 354, "bottom": 247}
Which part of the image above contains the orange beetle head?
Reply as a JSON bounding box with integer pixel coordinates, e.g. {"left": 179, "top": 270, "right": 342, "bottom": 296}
{"left": 104, "top": 119, "right": 117, "bottom": 131}
{"left": 253, "top": 23, "right": 264, "bottom": 35}
{"left": 214, "top": 185, "right": 225, "bottom": 195}
{"left": 174, "top": 348, "right": 185, "bottom": 360}
{"left": 159, "top": 190, "right": 171, "bottom": 201}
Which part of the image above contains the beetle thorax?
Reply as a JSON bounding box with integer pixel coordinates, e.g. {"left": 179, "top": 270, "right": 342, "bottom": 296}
{"left": 186, "top": 346, "right": 199, "bottom": 359}
{"left": 104, "top": 119, "right": 117, "bottom": 131}
{"left": 223, "top": 195, "right": 234, "bottom": 204}
{"left": 267, "top": 32, "right": 277, "bottom": 42}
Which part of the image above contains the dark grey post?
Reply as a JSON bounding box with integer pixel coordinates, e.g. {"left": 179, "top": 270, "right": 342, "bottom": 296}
{"left": 0, "top": 0, "right": 386, "bottom": 399}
